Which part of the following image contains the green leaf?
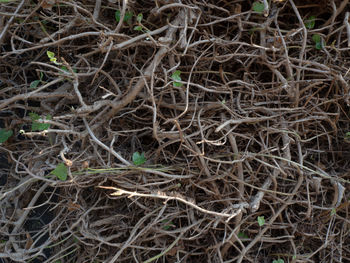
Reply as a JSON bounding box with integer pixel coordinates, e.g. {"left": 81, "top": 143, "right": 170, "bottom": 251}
{"left": 345, "top": 132, "right": 350, "bottom": 139}
{"left": 257, "top": 216, "right": 265, "bottom": 226}
{"left": 252, "top": 1, "right": 264, "bottom": 13}
{"left": 272, "top": 260, "right": 284, "bottom": 263}
{"left": 132, "top": 151, "right": 146, "bottom": 166}
{"left": 137, "top": 13, "right": 143, "bottom": 23}
{"left": 0, "top": 129, "right": 13, "bottom": 143}
{"left": 133, "top": 25, "right": 142, "bottom": 31}
{"left": 237, "top": 232, "right": 248, "bottom": 239}
{"left": 30, "top": 79, "right": 41, "bottom": 89}
{"left": 46, "top": 51, "right": 55, "bottom": 59}
{"left": 51, "top": 163, "right": 68, "bottom": 181}
{"left": 124, "top": 11, "right": 133, "bottom": 22}
{"left": 171, "top": 70, "right": 183, "bottom": 87}
{"left": 312, "top": 34, "right": 324, "bottom": 50}
{"left": 331, "top": 208, "right": 336, "bottom": 216}
{"left": 115, "top": 10, "right": 133, "bottom": 22}
{"left": 47, "top": 50, "right": 61, "bottom": 65}
{"left": 305, "top": 15, "right": 316, "bottom": 29}
{"left": 29, "top": 113, "right": 51, "bottom": 131}
{"left": 60, "top": 66, "right": 77, "bottom": 73}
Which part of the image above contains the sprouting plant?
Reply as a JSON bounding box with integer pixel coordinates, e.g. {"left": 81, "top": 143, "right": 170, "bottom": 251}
{"left": 47, "top": 51, "right": 61, "bottom": 65}
{"left": 134, "top": 13, "right": 144, "bottom": 31}
{"left": 0, "top": 129, "right": 13, "bottom": 143}
{"left": 136, "top": 13, "right": 143, "bottom": 23}
{"left": 29, "top": 112, "right": 51, "bottom": 131}
{"left": 115, "top": 10, "right": 133, "bottom": 23}
{"left": 257, "top": 216, "right": 265, "bottom": 226}
{"left": 51, "top": 163, "right": 68, "bottom": 181}
{"left": 30, "top": 71, "right": 44, "bottom": 89}
{"left": 132, "top": 151, "right": 146, "bottom": 165}
{"left": 272, "top": 259, "right": 284, "bottom": 263}
{"left": 312, "top": 34, "right": 324, "bottom": 50}
{"left": 171, "top": 70, "right": 183, "bottom": 87}
{"left": 305, "top": 16, "right": 316, "bottom": 29}
{"left": 252, "top": 1, "right": 264, "bottom": 14}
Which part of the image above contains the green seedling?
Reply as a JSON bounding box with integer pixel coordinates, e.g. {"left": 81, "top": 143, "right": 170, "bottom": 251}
{"left": 132, "top": 151, "right": 146, "bottom": 166}
{"left": 30, "top": 72, "right": 44, "bottom": 89}
{"left": 171, "top": 70, "right": 183, "bottom": 87}
{"left": 312, "top": 34, "right": 324, "bottom": 50}
{"left": 252, "top": 1, "right": 264, "bottom": 14}
{"left": 29, "top": 112, "right": 51, "bottom": 131}
{"left": 136, "top": 13, "right": 143, "bottom": 23}
{"left": 115, "top": 10, "right": 133, "bottom": 23}
{"left": 47, "top": 51, "right": 61, "bottom": 65}
{"left": 257, "top": 216, "right": 265, "bottom": 226}
{"left": 51, "top": 163, "right": 68, "bottom": 181}
{"left": 305, "top": 16, "right": 316, "bottom": 29}
{"left": 272, "top": 259, "right": 284, "bottom": 263}
{"left": 133, "top": 13, "right": 145, "bottom": 31}
{"left": 0, "top": 129, "right": 13, "bottom": 143}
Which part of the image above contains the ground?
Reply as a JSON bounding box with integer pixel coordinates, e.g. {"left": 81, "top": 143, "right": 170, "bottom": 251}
{"left": 0, "top": 0, "right": 350, "bottom": 262}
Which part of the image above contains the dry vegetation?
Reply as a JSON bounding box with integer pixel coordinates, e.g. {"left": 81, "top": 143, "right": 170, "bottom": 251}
{"left": 0, "top": 0, "right": 350, "bottom": 262}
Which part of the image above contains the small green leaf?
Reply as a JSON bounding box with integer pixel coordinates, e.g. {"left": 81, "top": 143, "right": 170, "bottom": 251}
{"left": 237, "top": 232, "right": 248, "bottom": 239}
{"left": 252, "top": 1, "right": 264, "bottom": 13}
{"left": 115, "top": 10, "right": 133, "bottom": 22}
{"left": 272, "top": 259, "right": 284, "bottom": 263}
{"left": 115, "top": 10, "right": 121, "bottom": 22}
{"left": 257, "top": 216, "right": 265, "bottom": 226}
{"left": 0, "top": 129, "right": 13, "bottom": 143}
{"left": 46, "top": 51, "right": 55, "bottom": 59}
{"left": 312, "top": 34, "right": 324, "bottom": 50}
{"left": 137, "top": 13, "right": 143, "bottom": 23}
{"left": 331, "top": 208, "right": 336, "bottom": 216}
{"left": 171, "top": 70, "right": 183, "bottom": 87}
{"left": 132, "top": 151, "right": 146, "bottom": 166}
{"left": 30, "top": 79, "right": 41, "bottom": 89}
{"left": 47, "top": 50, "right": 61, "bottom": 65}
{"left": 61, "top": 66, "right": 77, "bottom": 73}
{"left": 345, "top": 132, "right": 350, "bottom": 139}
{"left": 133, "top": 25, "right": 142, "bottom": 31}
{"left": 124, "top": 11, "right": 133, "bottom": 22}
{"left": 305, "top": 16, "right": 316, "bottom": 29}
{"left": 51, "top": 163, "right": 68, "bottom": 181}
{"left": 29, "top": 113, "right": 51, "bottom": 131}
